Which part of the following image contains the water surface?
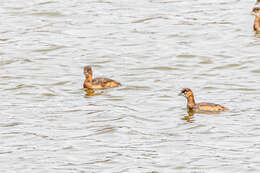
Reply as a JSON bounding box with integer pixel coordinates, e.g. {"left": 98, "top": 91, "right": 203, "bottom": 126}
{"left": 0, "top": 0, "right": 260, "bottom": 172}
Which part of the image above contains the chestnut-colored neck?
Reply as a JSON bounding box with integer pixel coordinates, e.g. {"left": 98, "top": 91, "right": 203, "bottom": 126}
{"left": 187, "top": 94, "right": 196, "bottom": 109}
{"left": 254, "top": 15, "right": 260, "bottom": 31}
{"left": 85, "top": 73, "right": 93, "bottom": 83}
{"left": 84, "top": 74, "right": 93, "bottom": 88}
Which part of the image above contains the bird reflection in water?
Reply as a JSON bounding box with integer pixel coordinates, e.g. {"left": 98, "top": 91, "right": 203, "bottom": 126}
{"left": 84, "top": 88, "right": 102, "bottom": 97}
{"left": 182, "top": 109, "right": 195, "bottom": 123}
{"left": 181, "top": 109, "right": 223, "bottom": 123}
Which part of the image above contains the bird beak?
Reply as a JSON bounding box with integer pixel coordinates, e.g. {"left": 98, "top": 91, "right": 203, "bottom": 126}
{"left": 84, "top": 72, "right": 89, "bottom": 76}
{"left": 251, "top": 11, "right": 258, "bottom": 16}
{"left": 178, "top": 92, "right": 183, "bottom": 96}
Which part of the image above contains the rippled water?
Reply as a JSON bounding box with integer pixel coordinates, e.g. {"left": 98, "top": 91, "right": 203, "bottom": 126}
{"left": 1, "top": 0, "right": 260, "bottom": 172}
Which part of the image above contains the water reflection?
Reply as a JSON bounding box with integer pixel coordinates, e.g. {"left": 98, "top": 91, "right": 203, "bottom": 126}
{"left": 182, "top": 110, "right": 195, "bottom": 123}
{"left": 254, "top": 33, "right": 260, "bottom": 37}
{"left": 182, "top": 109, "right": 222, "bottom": 123}
{"left": 84, "top": 88, "right": 102, "bottom": 97}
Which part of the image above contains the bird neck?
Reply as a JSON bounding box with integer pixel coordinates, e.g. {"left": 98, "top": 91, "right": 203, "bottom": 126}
{"left": 187, "top": 95, "right": 196, "bottom": 109}
{"left": 254, "top": 15, "right": 260, "bottom": 31}
{"left": 85, "top": 74, "right": 93, "bottom": 83}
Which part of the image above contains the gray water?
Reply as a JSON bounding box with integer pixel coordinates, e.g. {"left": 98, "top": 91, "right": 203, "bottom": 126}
{"left": 1, "top": 0, "right": 260, "bottom": 172}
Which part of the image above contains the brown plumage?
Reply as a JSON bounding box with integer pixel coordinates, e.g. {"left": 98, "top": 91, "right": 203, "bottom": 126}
{"left": 251, "top": 7, "right": 260, "bottom": 33}
{"left": 83, "top": 66, "right": 120, "bottom": 89}
{"left": 179, "top": 88, "right": 228, "bottom": 112}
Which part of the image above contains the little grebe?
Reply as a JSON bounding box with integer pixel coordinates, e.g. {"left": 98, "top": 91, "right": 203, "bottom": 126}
{"left": 179, "top": 88, "right": 228, "bottom": 112}
{"left": 251, "top": 7, "right": 260, "bottom": 33}
{"left": 83, "top": 66, "right": 120, "bottom": 89}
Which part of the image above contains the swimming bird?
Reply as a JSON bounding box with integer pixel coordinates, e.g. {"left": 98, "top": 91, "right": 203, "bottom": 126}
{"left": 179, "top": 88, "right": 228, "bottom": 112}
{"left": 83, "top": 66, "right": 120, "bottom": 89}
